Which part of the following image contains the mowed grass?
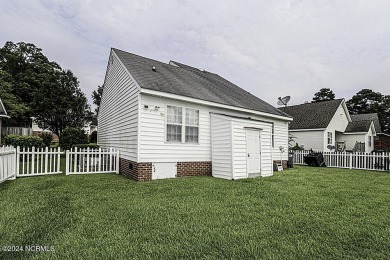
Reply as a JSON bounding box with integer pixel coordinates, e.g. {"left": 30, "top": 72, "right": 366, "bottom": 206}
{"left": 0, "top": 166, "right": 390, "bottom": 259}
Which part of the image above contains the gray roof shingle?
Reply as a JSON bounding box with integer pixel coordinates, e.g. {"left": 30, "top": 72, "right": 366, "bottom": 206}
{"left": 279, "top": 99, "right": 344, "bottom": 130}
{"left": 350, "top": 113, "right": 381, "bottom": 133}
{"left": 112, "top": 48, "right": 289, "bottom": 118}
{"left": 344, "top": 120, "right": 372, "bottom": 133}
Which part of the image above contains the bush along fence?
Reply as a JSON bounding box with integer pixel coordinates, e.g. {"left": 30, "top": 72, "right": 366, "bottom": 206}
{"left": 292, "top": 150, "right": 390, "bottom": 171}
{"left": 0, "top": 146, "right": 119, "bottom": 183}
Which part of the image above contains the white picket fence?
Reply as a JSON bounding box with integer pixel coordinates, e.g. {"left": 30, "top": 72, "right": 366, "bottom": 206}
{"left": 0, "top": 146, "right": 120, "bottom": 184}
{"left": 65, "top": 147, "right": 119, "bottom": 175}
{"left": 292, "top": 150, "right": 390, "bottom": 171}
{"left": 17, "top": 147, "right": 62, "bottom": 177}
{"left": 0, "top": 146, "right": 16, "bottom": 183}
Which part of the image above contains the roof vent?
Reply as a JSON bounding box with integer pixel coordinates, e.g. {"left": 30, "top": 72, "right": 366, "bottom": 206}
{"left": 152, "top": 66, "right": 156, "bottom": 72}
{"left": 198, "top": 68, "right": 205, "bottom": 72}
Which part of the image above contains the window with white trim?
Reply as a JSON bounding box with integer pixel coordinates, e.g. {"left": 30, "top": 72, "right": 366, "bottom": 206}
{"left": 327, "top": 132, "right": 333, "bottom": 145}
{"left": 166, "top": 105, "right": 182, "bottom": 142}
{"left": 368, "top": 135, "right": 372, "bottom": 147}
{"left": 185, "top": 108, "right": 199, "bottom": 143}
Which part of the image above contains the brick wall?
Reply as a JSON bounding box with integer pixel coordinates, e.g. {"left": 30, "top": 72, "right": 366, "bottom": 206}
{"left": 177, "top": 161, "right": 212, "bottom": 177}
{"left": 119, "top": 158, "right": 211, "bottom": 181}
{"left": 119, "top": 158, "right": 152, "bottom": 181}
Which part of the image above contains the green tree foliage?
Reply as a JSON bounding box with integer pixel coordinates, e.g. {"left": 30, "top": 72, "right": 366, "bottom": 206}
{"left": 312, "top": 88, "right": 336, "bottom": 102}
{"left": 0, "top": 41, "right": 92, "bottom": 134}
{"left": 91, "top": 85, "right": 103, "bottom": 115}
{"left": 346, "top": 89, "right": 390, "bottom": 134}
{"left": 39, "top": 132, "right": 53, "bottom": 147}
{"left": 59, "top": 128, "right": 88, "bottom": 150}
{"left": 0, "top": 70, "right": 29, "bottom": 125}
{"left": 33, "top": 69, "right": 93, "bottom": 136}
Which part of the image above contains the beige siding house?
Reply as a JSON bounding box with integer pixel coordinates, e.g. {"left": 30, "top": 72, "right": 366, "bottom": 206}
{"left": 98, "top": 48, "right": 292, "bottom": 181}
{"left": 281, "top": 99, "right": 377, "bottom": 153}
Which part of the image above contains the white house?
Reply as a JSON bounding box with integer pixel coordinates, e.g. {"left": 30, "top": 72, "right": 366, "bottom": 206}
{"left": 0, "top": 98, "right": 10, "bottom": 143}
{"left": 280, "top": 99, "right": 377, "bottom": 152}
{"left": 98, "top": 48, "right": 292, "bottom": 181}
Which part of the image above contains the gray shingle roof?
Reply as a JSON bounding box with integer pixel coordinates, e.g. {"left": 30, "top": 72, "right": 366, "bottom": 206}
{"left": 345, "top": 120, "right": 372, "bottom": 133}
{"left": 279, "top": 99, "right": 344, "bottom": 130}
{"left": 350, "top": 113, "right": 381, "bottom": 133}
{"left": 112, "top": 48, "right": 289, "bottom": 118}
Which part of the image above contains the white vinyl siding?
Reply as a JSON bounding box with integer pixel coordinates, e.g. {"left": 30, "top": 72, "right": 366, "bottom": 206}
{"left": 139, "top": 94, "right": 289, "bottom": 164}
{"left": 232, "top": 119, "right": 273, "bottom": 178}
{"left": 290, "top": 130, "right": 325, "bottom": 151}
{"left": 98, "top": 51, "right": 139, "bottom": 161}
{"left": 211, "top": 115, "right": 233, "bottom": 179}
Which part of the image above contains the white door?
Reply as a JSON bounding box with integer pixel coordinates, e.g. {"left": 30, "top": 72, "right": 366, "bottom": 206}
{"left": 246, "top": 129, "right": 261, "bottom": 177}
{"left": 152, "top": 162, "right": 177, "bottom": 180}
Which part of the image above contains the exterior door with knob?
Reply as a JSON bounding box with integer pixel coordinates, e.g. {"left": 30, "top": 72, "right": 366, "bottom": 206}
{"left": 246, "top": 129, "right": 261, "bottom": 177}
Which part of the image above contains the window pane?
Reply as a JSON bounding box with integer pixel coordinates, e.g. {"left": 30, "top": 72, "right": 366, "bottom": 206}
{"left": 185, "top": 126, "right": 199, "bottom": 143}
{"left": 185, "top": 108, "right": 199, "bottom": 126}
{"left": 167, "top": 105, "right": 182, "bottom": 124}
{"left": 167, "top": 124, "right": 182, "bottom": 142}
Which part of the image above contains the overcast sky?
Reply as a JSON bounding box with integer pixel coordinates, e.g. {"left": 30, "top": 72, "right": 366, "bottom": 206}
{"left": 1, "top": 0, "right": 390, "bottom": 107}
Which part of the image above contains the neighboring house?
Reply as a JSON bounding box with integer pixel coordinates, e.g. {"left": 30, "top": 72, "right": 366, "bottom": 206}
{"left": 98, "top": 48, "right": 292, "bottom": 181}
{"left": 0, "top": 98, "right": 10, "bottom": 144}
{"left": 280, "top": 99, "right": 377, "bottom": 152}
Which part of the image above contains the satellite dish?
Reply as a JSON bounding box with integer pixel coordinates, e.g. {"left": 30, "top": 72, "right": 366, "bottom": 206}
{"left": 277, "top": 96, "right": 291, "bottom": 107}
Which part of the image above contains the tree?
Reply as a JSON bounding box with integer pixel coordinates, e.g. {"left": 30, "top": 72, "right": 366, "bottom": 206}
{"left": 0, "top": 70, "right": 29, "bottom": 125}
{"left": 312, "top": 88, "right": 336, "bottom": 102}
{"left": 33, "top": 69, "right": 93, "bottom": 136}
{"left": 91, "top": 85, "right": 103, "bottom": 115}
{"left": 0, "top": 41, "right": 92, "bottom": 135}
{"left": 346, "top": 89, "right": 390, "bottom": 134}
{"left": 0, "top": 41, "right": 60, "bottom": 126}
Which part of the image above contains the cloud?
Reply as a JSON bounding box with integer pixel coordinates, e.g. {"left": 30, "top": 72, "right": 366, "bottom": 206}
{"left": 1, "top": 0, "right": 390, "bottom": 108}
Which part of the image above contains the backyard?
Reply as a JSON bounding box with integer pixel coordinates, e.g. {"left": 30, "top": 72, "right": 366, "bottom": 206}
{"left": 0, "top": 166, "right": 390, "bottom": 259}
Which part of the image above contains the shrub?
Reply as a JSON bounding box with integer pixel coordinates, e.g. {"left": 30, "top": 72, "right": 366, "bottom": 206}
{"left": 90, "top": 131, "right": 97, "bottom": 143}
{"left": 290, "top": 143, "right": 304, "bottom": 151}
{"left": 4, "top": 134, "right": 44, "bottom": 149}
{"left": 59, "top": 128, "right": 88, "bottom": 150}
{"left": 39, "top": 132, "right": 53, "bottom": 147}
{"left": 73, "top": 143, "right": 100, "bottom": 149}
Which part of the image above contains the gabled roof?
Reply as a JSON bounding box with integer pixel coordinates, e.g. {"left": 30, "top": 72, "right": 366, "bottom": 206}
{"left": 279, "top": 99, "right": 344, "bottom": 130}
{"left": 345, "top": 120, "right": 373, "bottom": 133}
{"left": 350, "top": 113, "right": 381, "bottom": 133}
{"left": 112, "top": 48, "right": 290, "bottom": 118}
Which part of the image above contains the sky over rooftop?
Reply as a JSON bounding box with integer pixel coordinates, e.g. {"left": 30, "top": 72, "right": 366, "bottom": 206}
{"left": 1, "top": 0, "right": 390, "bottom": 107}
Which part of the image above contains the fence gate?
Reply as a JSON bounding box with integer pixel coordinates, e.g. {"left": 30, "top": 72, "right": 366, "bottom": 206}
{"left": 0, "top": 146, "right": 16, "bottom": 184}
{"left": 17, "top": 147, "right": 62, "bottom": 177}
{"left": 65, "top": 147, "right": 119, "bottom": 175}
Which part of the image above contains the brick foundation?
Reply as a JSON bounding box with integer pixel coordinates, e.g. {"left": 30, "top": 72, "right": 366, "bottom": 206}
{"left": 177, "top": 161, "right": 212, "bottom": 177}
{"left": 119, "top": 158, "right": 152, "bottom": 181}
{"left": 273, "top": 160, "right": 288, "bottom": 169}
{"left": 119, "top": 158, "right": 211, "bottom": 181}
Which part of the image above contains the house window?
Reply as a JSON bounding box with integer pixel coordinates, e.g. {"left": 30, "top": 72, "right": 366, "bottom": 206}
{"left": 166, "top": 105, "right": 182, "bottom": 142}
{"left": 185, "top": 108, "right": 199, "bottom": 143}
{"left": 368, "top": 136, "right": 372, "bottom": 147}
{"left": 327, "top": 132, "right": 333, "bottom": 145}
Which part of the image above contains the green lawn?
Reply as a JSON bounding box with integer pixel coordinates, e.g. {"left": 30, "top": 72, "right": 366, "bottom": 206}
{"left": 1, "top": 166, "right": 390, "bottom": 259}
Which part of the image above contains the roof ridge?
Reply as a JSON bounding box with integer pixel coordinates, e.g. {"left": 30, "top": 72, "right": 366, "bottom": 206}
{"left": 283, "top": 98, "right": 344, "bottom": 109}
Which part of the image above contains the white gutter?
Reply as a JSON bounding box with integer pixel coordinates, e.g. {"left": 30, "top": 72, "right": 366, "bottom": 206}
{"left": 140, "top": 88, "right": 292, "bottom": 122}
{"left": 289, "top": 128, "right": 325, "bottom": 132}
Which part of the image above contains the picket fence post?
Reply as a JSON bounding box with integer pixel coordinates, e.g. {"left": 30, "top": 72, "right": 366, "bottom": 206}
{"left": 116, "top": 150, "right": 120, "bottom": 174}
{"left": 65, "top": 150, "right": 69, "bottom": 175}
